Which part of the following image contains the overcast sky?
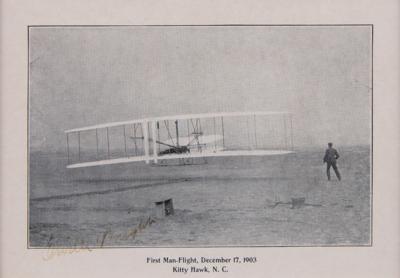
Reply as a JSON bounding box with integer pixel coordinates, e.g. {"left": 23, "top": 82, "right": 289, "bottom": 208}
{"left": 29, "top": 26, "right": 372, "bottom": 151}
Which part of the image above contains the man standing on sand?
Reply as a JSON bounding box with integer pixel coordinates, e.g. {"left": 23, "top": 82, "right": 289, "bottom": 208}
{"left": 323, "top": 142, "right": 341, "bottom": 181}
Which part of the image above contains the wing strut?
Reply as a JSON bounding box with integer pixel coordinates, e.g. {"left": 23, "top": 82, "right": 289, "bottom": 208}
{"left": 151, "top": 121, "right": 158, "bottom": 163}
{"left": 283, "top": 115, "right": 288, "bottom": 149}
{"left": 175, "top": 120, "right": 180, "bottom": 147}
{"left": 66, "top": 133, "right": 70, "bottom": 164}
{"left": 246, "top": 116, "right": 251, "bottom": 149}
{"left": 106, "top": 127, "right": 110, "bottom": 158}
{"left": 290, "top": 114, "right": 294, "bottom": 150}
{"left": 254, "top": 114, "right": 258, "bottom": 149}
{"left": 133, "top": 124, "right": 138, "bottom": 156}
{"left": 123, "top": 125, "right": 127, "bottom": 156}
{"left": 186, "top": 119, "right": 190, "bottom": 145}
{"left": 157, "top": 121, "right": 161, "bottom": 153}
{"left": 143, "top": 121, "right": 150, "bottom": 163}
{"left": 221, "top": 116, "right": 225, "bottom": 149}
{"left": 95, "top": 129, "right": 99, "bottom": 158}
{"left": 78, "top": 131, "right": 81, "bottom": 161}
{"left": 213, "top": 117, "right": 217, "bottom": 150}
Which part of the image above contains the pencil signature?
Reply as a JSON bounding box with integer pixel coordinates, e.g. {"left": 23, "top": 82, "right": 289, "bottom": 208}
{"left": 99, "top": 216, "right": 156, "bottom": 247}
{"left": 42, "top": 216, "right": 156, "bottom": 261}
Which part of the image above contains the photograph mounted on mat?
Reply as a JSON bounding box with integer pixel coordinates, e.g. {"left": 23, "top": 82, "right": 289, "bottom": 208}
{"left": 28, "top": 25, "right": 372, "bottom": 248}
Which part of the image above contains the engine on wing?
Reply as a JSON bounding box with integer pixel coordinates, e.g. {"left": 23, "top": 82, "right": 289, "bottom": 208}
{"left": 158, "top": 146, "right": 190, "bottom": 156}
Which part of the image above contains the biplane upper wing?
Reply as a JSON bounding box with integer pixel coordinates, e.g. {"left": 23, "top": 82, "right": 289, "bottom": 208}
{"left": 65, "top": 111, "right": 294, "bottom": 168}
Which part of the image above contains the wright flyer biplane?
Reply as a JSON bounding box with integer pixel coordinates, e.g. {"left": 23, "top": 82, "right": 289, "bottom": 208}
{"left": 65, "top": 111, "right": 294, "bottom": 168}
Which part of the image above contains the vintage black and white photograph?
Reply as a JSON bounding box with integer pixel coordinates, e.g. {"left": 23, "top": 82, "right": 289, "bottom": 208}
{"left": 28, "top": 25, "right": 372, "bottom": 247}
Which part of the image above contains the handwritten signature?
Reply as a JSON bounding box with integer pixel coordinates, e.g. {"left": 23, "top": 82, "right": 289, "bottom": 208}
{"left": 42, "top": 216, "right": 156, "bottom": 261}
{"left": 99, "top": 216, "right": 156, "bottom": 246}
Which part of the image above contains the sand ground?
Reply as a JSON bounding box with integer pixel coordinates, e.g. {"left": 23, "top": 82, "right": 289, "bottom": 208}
{"left": 29, "top": 146, "right": 370, "bottom": 247}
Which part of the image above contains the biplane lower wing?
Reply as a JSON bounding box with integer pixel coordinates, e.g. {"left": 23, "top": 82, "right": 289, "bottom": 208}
{"left": 66, "top": 150, "right": 293, "bottom": 169}
{"left": 65, "top": 111, "right": 294, "bottom": 168}
{"left": 67, "top": 156, "right": 148, "bottom": 169}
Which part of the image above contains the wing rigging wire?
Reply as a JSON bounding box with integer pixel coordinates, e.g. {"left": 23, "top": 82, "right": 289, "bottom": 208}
{"left": 164, "top": 120, "right": 175, "bottom": 146}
